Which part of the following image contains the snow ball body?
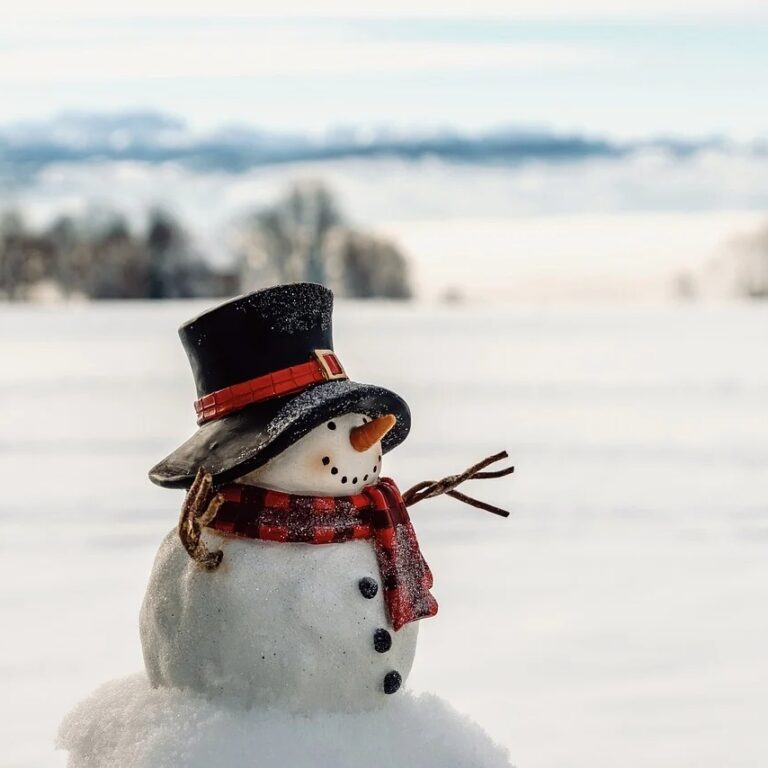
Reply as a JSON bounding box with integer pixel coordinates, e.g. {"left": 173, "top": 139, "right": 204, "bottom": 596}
{"left": 140, "top": 413, "right": 418, "bottom": 713}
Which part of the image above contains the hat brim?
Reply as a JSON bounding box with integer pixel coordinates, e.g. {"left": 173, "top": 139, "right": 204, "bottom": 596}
{"left": 148, "top": 379, "right": 411, "bottom": 489}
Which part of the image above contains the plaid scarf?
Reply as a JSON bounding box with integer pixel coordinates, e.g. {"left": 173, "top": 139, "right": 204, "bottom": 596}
{"left": 208, "top": 477, "right": 438, "bottom": 631}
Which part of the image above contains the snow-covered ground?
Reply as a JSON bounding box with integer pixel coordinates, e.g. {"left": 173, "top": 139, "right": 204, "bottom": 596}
{"left": 2, "top": 300, "right": 767, "bottom": 767}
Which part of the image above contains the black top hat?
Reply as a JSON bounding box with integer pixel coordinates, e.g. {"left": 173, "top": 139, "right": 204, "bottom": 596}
{"left": 149, "top": 283, "right": 411, "bottom": 488}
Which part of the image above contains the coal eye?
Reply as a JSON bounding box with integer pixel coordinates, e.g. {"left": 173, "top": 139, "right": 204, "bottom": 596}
{"left": 327, "top": 421, "right": 336, "bottom": 430}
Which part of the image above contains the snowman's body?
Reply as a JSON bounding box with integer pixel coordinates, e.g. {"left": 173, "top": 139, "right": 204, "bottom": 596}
{"left": 140, "top": 413, "right": 420, "bottom": 713}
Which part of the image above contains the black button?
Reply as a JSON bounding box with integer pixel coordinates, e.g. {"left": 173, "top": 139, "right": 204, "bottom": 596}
{"left": 358, "top": 577, "right": 378, "bottom": 599}
{"left": 383, "top": 670, "right": 401, "bottom": 694}
{"left": 373, "top": 628, "right": 392, "bottom": 653}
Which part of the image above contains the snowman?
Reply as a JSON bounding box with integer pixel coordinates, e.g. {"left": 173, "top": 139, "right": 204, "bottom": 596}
{"left": 59, "top": 282, "right": 514, "bottom": 767}
{"left": 141, "top": 282, "right": 440, "bottom": 711}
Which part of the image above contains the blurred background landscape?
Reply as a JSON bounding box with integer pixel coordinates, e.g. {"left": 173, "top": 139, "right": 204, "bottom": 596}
{"left": 4, "top": 110, "right": 768, "bottom": 303}
{"left": 2, "top": 3, "right": 767, "bottom": 768}
{"left": 2, "top": 6, "right": 768, "bottom": 305}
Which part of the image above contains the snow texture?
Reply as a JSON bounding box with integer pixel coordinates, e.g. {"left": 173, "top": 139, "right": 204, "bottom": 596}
{"left": 58, "top": 673, "right": 512, "bottom": 768}
{"left": 140, "top": 529, "right": 419, "bottom": 712}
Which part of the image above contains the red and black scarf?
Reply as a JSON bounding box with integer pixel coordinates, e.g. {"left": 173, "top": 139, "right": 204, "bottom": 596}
{"left": 208, "top": 477, "right": 438, "bottom": 631}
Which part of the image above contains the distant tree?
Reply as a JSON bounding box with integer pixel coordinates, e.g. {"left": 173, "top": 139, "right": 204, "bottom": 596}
{"left": 87, "top": 215, "right": 149, "bottom": 299}
{"left": 672, "top": 272, "right": 696, "bottom": 301}
{"left": 0, "top": 212, "right": 27, "bottom": 299}
{"left": 46, "top": 215, "right": 83, "bottom": 297}
{"left": 145, "top": 208, "right": 199, "bottom": 298}
{"left": 727, "top": 221, "right": 768, "bottom": 299}
{"left": 239, "top": 181, "right": 342, "bottom": 287}
{"left": 237, "top": 182, "right": 412, "bottom": 300}
{"left": 440, "top": 286, "right": 464, "bottom": 305}
{"left": 323, "top": 229, "right": 412, "bottom": 299}
{"left": 0, "top": 212, "right": 57, "bottom": 300}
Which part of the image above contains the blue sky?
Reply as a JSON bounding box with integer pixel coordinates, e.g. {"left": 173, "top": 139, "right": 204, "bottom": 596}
{"left": 2, "top": 5, "right": 767, "bottom": 139}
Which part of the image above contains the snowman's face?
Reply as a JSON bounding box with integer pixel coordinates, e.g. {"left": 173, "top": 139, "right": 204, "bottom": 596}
{"left": 237, "top": 412, "right": 390, "bottom": 496}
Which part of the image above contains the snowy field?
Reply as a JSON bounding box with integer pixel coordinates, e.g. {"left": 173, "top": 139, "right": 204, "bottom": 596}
{"left": 2, "top": 300, "right": 767, "bottom": 767}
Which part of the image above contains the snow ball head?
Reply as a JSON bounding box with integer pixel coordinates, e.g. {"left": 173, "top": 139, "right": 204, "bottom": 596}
{"left": 238, "top": 412, "right": 394, "bottom": 496}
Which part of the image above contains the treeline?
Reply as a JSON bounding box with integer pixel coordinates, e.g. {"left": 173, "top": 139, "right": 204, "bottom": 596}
{"left": 724, "top": 220, "right": 768, "bottom": 299}
{"left": 0, "top": 208, "right": 233, "bottom": 301}
{"left": 0, "top": 183, "right": 412, "bottom": 301}
{"left": 678, "top": 217, "right": 768, "bottom": 301}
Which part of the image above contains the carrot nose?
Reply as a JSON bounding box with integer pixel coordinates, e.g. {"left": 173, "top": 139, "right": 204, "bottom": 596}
{"left": 349, "top": 414, "right": 396, "bottom": 453}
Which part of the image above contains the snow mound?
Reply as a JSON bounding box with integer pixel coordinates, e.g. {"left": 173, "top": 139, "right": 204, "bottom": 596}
{"left": 58, "top": 673, "right": 512, "bottom": 768}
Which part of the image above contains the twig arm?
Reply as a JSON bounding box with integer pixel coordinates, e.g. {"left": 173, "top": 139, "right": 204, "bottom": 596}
{"left": 446, "top": 490, "right": 510, "bottom": 518}
{"left": 402, "top": 451, "right": 514, "bottom": 517}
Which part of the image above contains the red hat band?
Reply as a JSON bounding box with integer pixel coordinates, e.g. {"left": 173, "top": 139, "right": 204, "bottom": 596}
{"left": 194, "top": 350, "right": 346, "bottom": 425}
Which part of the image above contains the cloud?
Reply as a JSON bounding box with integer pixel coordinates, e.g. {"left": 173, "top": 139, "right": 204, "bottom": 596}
{"left": 13, "top": 146, "right": 768, "bottom": 230}
{"left": 0, "top": 38, "right": 607, "bottom": 83}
